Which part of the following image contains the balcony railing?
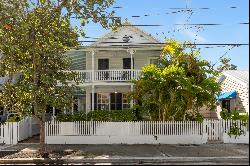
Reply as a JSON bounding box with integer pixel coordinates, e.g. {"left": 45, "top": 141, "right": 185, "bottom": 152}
{"left": 73, "top": 69, "right": 141, "bottom": 82}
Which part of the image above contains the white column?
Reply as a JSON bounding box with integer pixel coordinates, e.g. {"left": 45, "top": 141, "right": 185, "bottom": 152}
{"left": 109, "top": 93, "right": 111, "bottom": 111}
{"left": 52, "top": 107, "right": 56, "bottom": 120}
{"left": 91, "top": 50, "right": 95, "bottom": 82}
{"left": 85, "top": 93, "right": 88, "bottom": 113}
{"left": 52, "top": 107, "right": 55, "bottom": 118}
{"left": 131, "top": 54, "right": 134, "bottom": 69}
{"left": 130, "top": 85, "right": 134, "bottom": 108}
{"left": 127, "top": 49, "right": 136, "bottom": 79}
{"left": 92, "top": 85, "right": 95, "bottom": 111}
{"left": 71, "top": 98, "right": 74, "bottom": 115}
{"left": 90, "top": 50, "right": 95, "bottom": 112}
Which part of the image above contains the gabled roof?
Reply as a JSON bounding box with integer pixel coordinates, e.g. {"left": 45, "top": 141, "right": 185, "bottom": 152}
{"left": 90, "top": 20, "right": 162, "bottom": 47}
{"left": 219, "top": 70, "right": 249, "bottom": 88}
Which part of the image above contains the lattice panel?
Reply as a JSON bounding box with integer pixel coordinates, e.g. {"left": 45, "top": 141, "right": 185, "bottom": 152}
{"left": 221, "top": 76, "right": 249, "bottom": 112}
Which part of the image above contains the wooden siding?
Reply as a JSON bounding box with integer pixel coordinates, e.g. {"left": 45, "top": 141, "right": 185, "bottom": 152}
{"left": 86, "top": 50, "right": 160, "bottom": 70}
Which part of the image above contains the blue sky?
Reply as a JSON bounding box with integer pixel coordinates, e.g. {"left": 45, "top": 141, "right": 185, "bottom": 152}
{"left": 80, "top": 0, "right": 249, "bottom": 70}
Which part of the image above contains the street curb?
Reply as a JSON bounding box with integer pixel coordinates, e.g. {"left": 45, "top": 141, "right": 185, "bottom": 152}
{"left": 0, "top": 156, "right": 249, "bottom": 164}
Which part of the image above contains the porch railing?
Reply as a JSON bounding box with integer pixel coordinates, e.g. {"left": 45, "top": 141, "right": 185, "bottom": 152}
{"left": 72, "top": 70, "right": 141, "bottom": 82}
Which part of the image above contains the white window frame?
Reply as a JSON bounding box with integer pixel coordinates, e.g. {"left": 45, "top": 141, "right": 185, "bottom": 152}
{"left": 97, "top": 93, "right": 110, "bottom": 111}
{"left": 148, "top": 57, "right": 159, "bottom": 65}
{"left": 122, "top": 94, "right": 130, "bottom": 110}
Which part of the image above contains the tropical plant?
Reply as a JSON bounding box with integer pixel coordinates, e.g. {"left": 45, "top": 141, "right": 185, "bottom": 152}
{"left": 220, "top": 109, "right": 249, "bottom": 138}
{"left": 130, "top": 39, "right": 221, "bottom": 121}
{"left": 217, "top": 57, "right": 238, "bottom": 72}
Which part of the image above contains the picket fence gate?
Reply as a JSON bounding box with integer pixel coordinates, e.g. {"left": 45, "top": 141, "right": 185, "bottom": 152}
{"left": 204, "top": 119, "right": 249, "bottom": 142}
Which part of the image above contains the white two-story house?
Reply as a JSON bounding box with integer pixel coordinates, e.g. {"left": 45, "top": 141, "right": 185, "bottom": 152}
{"left": 64, "top": 21, "right": 162, "bottom": 114}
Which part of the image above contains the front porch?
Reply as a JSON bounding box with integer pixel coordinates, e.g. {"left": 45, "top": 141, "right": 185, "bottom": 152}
{"left": 84, "top": 85, "right": 133, "bottom": 112}
{"left": 50, "top": 85, "right": 134, "bottom": 117}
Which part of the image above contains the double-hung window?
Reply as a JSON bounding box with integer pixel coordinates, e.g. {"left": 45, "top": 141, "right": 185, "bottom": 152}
{"left": 148, "top": 57, "right": 159, "bottom": 65}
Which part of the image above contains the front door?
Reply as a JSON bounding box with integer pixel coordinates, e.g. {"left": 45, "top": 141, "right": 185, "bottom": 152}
{"left": 110, "top": 93, "right": 122, "bottom": 110}
{"left": 222, "top": 99, "right": 231, "bottom": 112}
{"left": 98, "top": 59, "right": 109, "bottom": 80}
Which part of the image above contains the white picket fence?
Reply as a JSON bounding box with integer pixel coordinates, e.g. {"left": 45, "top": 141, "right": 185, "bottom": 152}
{"left": 45, "top": 121, "right": 207, "bottom": 144}
{"left": 0, "top": 117, "right": 39, "bottom": 144}
{"left": 45, "top": 119, "right": 249, "bottom": 145}
{"left": 204, "top": 119, "right": 249, "bottom": 143}
{"left": 1, "top": 119, "right": 248, "bottom": 145}
{"left": 0, "top": 122, "right": 18, "bottom": 144}
{"left": 221, "top": 120, "right": 249, "bottom": 143}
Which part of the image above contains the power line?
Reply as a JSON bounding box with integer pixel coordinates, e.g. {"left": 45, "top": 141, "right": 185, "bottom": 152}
{"left": 175, "top": 23, "right": 221, "bottom": 26}
{"left": 78, "top": 41, "right": 249, "bottom": 46}
{"left": 122, "top": 24, "right": 163, "bottom": 27}
{"left": 211, "top": 45, "right": 238, "bottom": 69}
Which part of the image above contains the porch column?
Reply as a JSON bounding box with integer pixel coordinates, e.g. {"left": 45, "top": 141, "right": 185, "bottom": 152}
{"left": 85, "top": 93, "right": 88, "bottom": 113}
{"left": 92, "top": 85, "right": 95, "bottom": 111}
{"left": 91, "top": 50, "right": 95, "bottom": 112}
{"left": 130, "top": 85, "right": 134, "bottom": 108}
{"left": 127, "top": 49, "right": 136, "bottom": 79}
{"left": 52, "top": 107, "right": 55, "bottom": 117}
{"left": 91, "top": 50, "right": 95, "bottom": 82}
{"left": 71, "top": 96, "right": 74, "bottom": 115}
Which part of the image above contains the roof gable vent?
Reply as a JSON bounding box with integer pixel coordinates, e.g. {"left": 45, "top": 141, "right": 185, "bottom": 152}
{"left": 122, "top": 35, "right": 133, "bottom": 42}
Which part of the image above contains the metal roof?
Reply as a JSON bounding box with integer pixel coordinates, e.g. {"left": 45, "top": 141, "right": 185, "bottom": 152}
{"left": 221, "top": 70, "right": 249, "bottom": 87}
{"left": 89, "top": 21, "right": 162, "bottom": 47}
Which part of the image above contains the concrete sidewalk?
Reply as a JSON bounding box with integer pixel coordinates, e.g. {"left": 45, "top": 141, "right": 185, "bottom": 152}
{"left": 0, "top": 144, "right": 249, "bottom": 157}
{"left": 0, "top": 156, "right": 249, "bottom": 165}
{"left": 0, "top": 144, "right": 249, "bottom": 164}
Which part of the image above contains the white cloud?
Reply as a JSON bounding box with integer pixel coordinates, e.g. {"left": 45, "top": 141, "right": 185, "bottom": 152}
{"left": 174, "top": 19, "right": 208, "bottom": 43}
{"left": 182, "top": 29, "right": 208, "bottom": 43}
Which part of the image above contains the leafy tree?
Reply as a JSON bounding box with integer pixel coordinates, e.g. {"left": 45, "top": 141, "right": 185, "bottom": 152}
{"left": 0, "top": 0, "right": 120, "bottom": 156}
{"left": 131, "top": 39, "right": 221, "bottom": 121}
{"left": 217, "top": 57, "right": 238, "bottom": 72}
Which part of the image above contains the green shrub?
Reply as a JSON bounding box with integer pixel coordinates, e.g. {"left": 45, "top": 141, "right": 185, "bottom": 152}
{"left": 73, "top": 112, "right": 88, "bottom": 121}
{"left": 56, "top": 112, "right": 87, "bottom": 122}
{"left": 87, "top": 109, "right": 137, "bottom": 121}
{"left": 220, "top": 109, "right": 249, "bottom": 122}
{"left": 87, "top": 110, "right": 111, "bottom": 121}
{"left": 110, "top": 109, "right": 136, "bottom": 122}
{"left": 220, "top": 109, "right": 249, "bottom": 138}
{"left": 55, "top": 109, "right": 137, "bottom": 122}
{"left": 6, "top": 114, "right": 22, "bottom": 122}
{"left": 220, "top": 108, "right": 231, "bottom": 120}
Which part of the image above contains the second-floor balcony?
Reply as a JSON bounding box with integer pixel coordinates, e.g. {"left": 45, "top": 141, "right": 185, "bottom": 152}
{"left": 73, "top": 69, "right": 141, "bottom": 82}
